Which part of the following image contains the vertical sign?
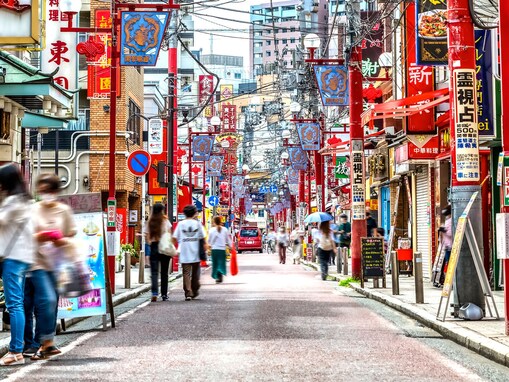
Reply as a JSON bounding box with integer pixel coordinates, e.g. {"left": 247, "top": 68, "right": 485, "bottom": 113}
{"left": 415, "top": 0, "right": 448, "bottom": 65}
{"left": 148, "top": 118, "right": 163, "bottom": 154}
{"left": 361, "top": 12, "right": 384, "bottom": 78}
{"left": 351, "top": 140, "right": 365, "bottom": 220}
{"left": 335, "top": 156, "right": 350, "bottom": 179}
{"left": 220, "top": 84, "right": 233, "bottom": 101}
{"left": 221, "top": 104, "right": 237, "bottom": 132}
{"left": 503, "top": 156, "right": 509, "bottom": 207}
{"left": 453, "top": 69, "right": 480, "bottom": 182}
{"left": 475, "top": 30, "right": 495, "bottom": 137}
{"left": 41, "top": 0, "right": 77, "bottom": 90}
{"left": 198, "top": 75, "right": 214, "bottom": 106}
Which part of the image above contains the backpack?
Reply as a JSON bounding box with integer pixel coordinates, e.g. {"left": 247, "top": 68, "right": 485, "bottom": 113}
{"left": 320, "top": 234, "right": 334, "bottom": 251}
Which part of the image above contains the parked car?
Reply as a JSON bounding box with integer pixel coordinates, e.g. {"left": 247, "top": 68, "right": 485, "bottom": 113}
{"left": 237, "top": 226, "right": 263, "bottom": 253}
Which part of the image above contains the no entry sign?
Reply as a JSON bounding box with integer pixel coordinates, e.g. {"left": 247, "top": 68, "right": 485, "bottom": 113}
{"left": 127, "top": 150, "right": 151, "bottom": 176}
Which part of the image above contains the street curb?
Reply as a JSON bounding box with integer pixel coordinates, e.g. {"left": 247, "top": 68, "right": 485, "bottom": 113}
{"left": 303, "top": 261, "right": 509, "bottom": 368}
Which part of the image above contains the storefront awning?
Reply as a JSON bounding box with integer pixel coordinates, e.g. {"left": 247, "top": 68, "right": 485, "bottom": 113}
{"left": 361, "top": 88, "right": 449, "bottom": 127}
{"left": 21, "top": 111, "right": 68, "bottom": 129}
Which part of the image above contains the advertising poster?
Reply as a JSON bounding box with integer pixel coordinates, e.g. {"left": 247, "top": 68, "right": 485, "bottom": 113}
{"left": 416, "top": 0, "right": 448, "bottom": 65}
{"left": 351, "top": 140, "right": 366, "bottom": 220}
{"left": 474, "top": 30, "right": 494, "bottom": 138}
{"left": 57, "top": 212, "right": 107, "bottom": 319}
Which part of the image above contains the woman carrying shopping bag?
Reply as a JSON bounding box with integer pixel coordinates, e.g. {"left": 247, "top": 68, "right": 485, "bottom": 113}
{"left": 315, "top": 221, "right": 337, "bottom": 281}
{"left": 208, "top": 216, "right": 231, "bottom": 284}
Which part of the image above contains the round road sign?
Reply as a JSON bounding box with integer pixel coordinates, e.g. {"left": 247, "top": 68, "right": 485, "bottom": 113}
{"left": 127, "top": 150, "right": 151, "bottom": 176}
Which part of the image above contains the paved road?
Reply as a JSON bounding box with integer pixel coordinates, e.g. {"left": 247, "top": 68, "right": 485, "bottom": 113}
{"left": 3, "top": 253, "right": 508, "bottom": 381}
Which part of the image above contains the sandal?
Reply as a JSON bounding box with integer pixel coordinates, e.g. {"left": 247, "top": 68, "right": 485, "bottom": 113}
{"left": 31, "top": 351, "right": 47, "bottom": 361}
{"left": 0, "top": 352, "right": 25, "bottom": 366}
{"left": 45, "top": 346, "right": 61, "bottom": 356}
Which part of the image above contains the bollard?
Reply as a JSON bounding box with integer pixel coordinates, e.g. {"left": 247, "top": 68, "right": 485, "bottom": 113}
{"left": 139, "top": 250, "right": 145, "bottom": 284}
{"left": 414, "top": 251, "right": 424, "bottom": 303}
{"left": 336, "top": 249, "right": 341, "bottom": 274}
{"left": 373, "top": 278, "right": 379, "bottom": 288}
{"left": 124, "top": 251, "right": 131, "bottom": 289}
{"left": 343, "top": 248, "right": 349, "bottom": 276}
{"left": 391, "top": 250, "right": 399, "bottom": 295}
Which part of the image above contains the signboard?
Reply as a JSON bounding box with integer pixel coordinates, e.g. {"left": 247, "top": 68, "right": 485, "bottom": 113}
{"left": 351, "top": 140, "right": 365, "bottom": 220}
{"left": 452, "top": 69, "right": 480, "bottom": 182}
{"left": 496, "top": 213, "right": 509, "bottom": 259}
{"left": 107, "top": 198, "right": 116, "bottom": 228}
{"left": 361, "top": 237, "right": 384, "bottom": 278}
{"left": 208, "top": 195, "right": 219, "bottom": 207}
{"left": 127, "top": 150, "right": 151, "bottom": 176}
{"left": 475, "top": 30, "right": 495, "bottom": 138}
{"left": 220, "top": 84, "right": 233, "bottom": 101}
{"left": 361, "top": 12, "right": 384, "bottom": 78}
{"left": 287, "top": 168, "right": 299, "bottom": 184}
{"left": 206, "top": 156, "right": 224, "bottom": 177}
{"left": 192, "top": 136, "right": 214, "bottom": 161}
{"left": 221, "top": 104, "right": 237, "bottom": 133}
{"left": 148, "top": 118, "right": 163, "bottom": 154}
{"left": 129, "top": 210, "right": 138, "bottom": 223}
{"left": 198, "top": 75, "right": 214, "bottom": 106}
{"left": 335, "top": 156, "right": 350, "bottom": 179}
{"left": 407, "top": 135, "right": 439, "bottom": 159}
{"left": 503, "top": 156, "right": 509, "bottom": 207}
{"left": 416, "top": 0, "right": 448, "bottom": 65}
{"left": 148, "top": 121, "right": 167, "bottom": 195}
{"left": 0, "top": 0, "right": 39, "bottom": 45}
{"left": 288, "top": 147, "right": 308, "bottom": 171}
{"left": 297, "top": 123, "right": 321, "bottom": 151}
{"left": 313, "top": 65, "right": 348, "bottom": 106}
{"left": 119, "top": 12, "right": 169, "bottom": 66}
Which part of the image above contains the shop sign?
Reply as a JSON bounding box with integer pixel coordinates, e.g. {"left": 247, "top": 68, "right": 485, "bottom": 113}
{"left": 503, "top": 157, "right": 509, "bottom": 207}
{"left": 148, "top": 120, "right": 167, "bottom": 195}
{"left": 148, "top": 118, "right": 163, "bottom": 155}
{"left": 453, "top": 69, "right": 480, "bottom": 182}
{"left": 220, "top": 84, "right": 233, "bottom": 101}
{"left": 0, "top": 0, "right": 39, "bottom": 45}
{"left": 335, "top": 156, "right": 350, "bottom": 179}
{"left": 313, "top": 65, "right": 348, "bottom": 106}
{"left": 416, "top": 0, "right": 448, "bottom": 66}
{"left": 296, "top": 122, "right": 321, "bottom": 150}
{"left": 119, "top": 12, "right": 168, "bottom": 66}
{"left": 288, "top": 147, "right": 308, "bottom": 171}
{"left": 206, "top": 156, "right": 224, "bottom": 177}
{"left": 475, "top": 30, "right": 495, "bottom": 138}
{"left": 351, "top": 140, "right": 365, "bottom": 220}
{"left": 192, "top": 135, "right": 214, "bottom": 162}
{"left": 407, "top": 135, "right": 439, "bottom": 159}
{"left": 361, "top": 12, "right": 384, "bottom": 78}
{"left": 221, "top": 104, "right": 237, "bottom": 132}
{"left": 198, "top": 75, "right": 214, "bottom": 106}
{"left": 41, "top": 0, "right": 77, "bottom": 90}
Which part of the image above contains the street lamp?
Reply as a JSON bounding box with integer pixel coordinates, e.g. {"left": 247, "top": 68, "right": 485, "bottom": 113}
{"left": 282, "top": 129, "right": 292, "bottom": 140}
{"left": 242, "top": 164, "right": 250, "bottom": 173}
{"left": 289, "top": 102, "right": 301, "bottom": 114}
{"left": 281, "top": 151, "right": 289, "bottom": 160}
{"left": 59, "top": 0, "right": 82, "bottom": 17}
{"left": 303, "top": 33, "right": 321, "bottom": 59}
{"left": 210, "top": 115, "right": 221, "bottom": 131}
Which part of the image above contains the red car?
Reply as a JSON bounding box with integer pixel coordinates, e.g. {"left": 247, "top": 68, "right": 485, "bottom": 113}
{"left": 237, "top": 226, "right": 263, "bottom": 253}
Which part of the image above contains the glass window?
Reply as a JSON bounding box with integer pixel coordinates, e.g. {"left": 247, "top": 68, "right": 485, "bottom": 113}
{"left": 290, "top": 38, "right": 296, "bottom": 43}
{"left": 266, "top": 51, "right": 271, "bottom": 57}
{"left": 127, "top": 99, "right": 141, "bottom": 145}
{"left": 240, "top": 229, "right": 259, "bottom": 237}
{"left": 234, "top": 73, "right": 241, "bottom": 79}
{"left": 266, "top": 40, "right": 271, "bottom": 45}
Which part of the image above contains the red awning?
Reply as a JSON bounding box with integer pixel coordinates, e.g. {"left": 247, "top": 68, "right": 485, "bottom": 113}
{"left": 361, "top": 88, "right": 449, "bottom": 127}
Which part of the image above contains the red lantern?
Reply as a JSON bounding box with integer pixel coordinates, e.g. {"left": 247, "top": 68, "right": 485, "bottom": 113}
{"left": 191, "top": 165, "right": 201, "bottom": 175}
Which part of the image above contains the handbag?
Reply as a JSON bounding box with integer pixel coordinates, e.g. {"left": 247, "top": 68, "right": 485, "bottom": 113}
{"left": 199, "top": 238, "right": 207, "bottom": 261}
{"left": 159, "top": 231, "right": 177, "bottom": 257}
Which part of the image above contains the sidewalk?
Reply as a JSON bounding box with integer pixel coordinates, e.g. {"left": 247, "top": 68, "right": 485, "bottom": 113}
{"left": 304, "top": 259, "right": 509, "bottom": 367}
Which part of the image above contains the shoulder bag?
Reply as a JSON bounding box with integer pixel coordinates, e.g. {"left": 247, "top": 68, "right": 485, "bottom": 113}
{"left": 158, "top": 221, "right": 177, "bottom": 257}
{"left": 198, "top": 221, "right": 207, "bottom": 261}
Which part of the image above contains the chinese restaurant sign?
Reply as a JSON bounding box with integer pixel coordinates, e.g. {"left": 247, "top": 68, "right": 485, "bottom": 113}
{"left": 297, "top": 122, "right": 321, "bottom": 150}
{"left": 314, "top": 65, "right": 348, "bottom": 106}
{"left": 41, "top": 0, "right": 77, "bottom": 90}
{"left": 416, "top": 0, "right": 448, "bottom": 65}
{"left": 351, "top": 140, "right": 366, "bottom": 220}
{"left": 361, "top": 11, "right": 384, "bottom": 78}
{"left": 475, "top": 30, "right": 494, "bottom": 138}
{"left": 120, "top": 12, "right": 169, "bottom": 66}
{"left": 221, "top": 104, "right": 237, "bottom": 132}
{"left": 453, "top": 69, "right": 480, "bottom": 182}
{"left": 199, "top": 75, "right": 214, "bottom": 106}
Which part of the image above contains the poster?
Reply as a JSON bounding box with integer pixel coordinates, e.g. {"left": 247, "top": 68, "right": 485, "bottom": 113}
{"left": 415, "top": 0, "right": 448, "bottom": 65}
{"left": 351, "top": 140, "right": 365, "bottom": 220}
{"left": 475, "top": 30, "right": 494, "bottom": 137}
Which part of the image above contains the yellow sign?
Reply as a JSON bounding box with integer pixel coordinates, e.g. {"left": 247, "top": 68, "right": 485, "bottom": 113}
{"left": 220, "top": 84, "right": 233, "bottom": 101}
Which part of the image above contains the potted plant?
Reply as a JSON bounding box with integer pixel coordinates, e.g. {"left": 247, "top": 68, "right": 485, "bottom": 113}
{"left": 116, "top": 252, "right": 124, "bottom": 273}
{"left": 121, "top": 243, "right": 138, "bottom": 267}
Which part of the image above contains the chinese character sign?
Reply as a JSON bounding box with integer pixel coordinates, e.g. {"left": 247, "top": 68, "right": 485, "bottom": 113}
{"left": 351, "top": 140, "right": 365, "bottom": 220}
{"left": 335, "top": 156, "right": 350, "bottom": 179}
{"left": 296, "top": 123, "right": 321, "bottom": 150}
{"left": 120, "top": 12, "right": 169, "bottom": 66}
{"left": 314, "top": 65, "right": 348, "bottom": 106}
{"left": 416, "top": 0, "right": 448, "bottom": 65}
{"left": 222, "top": 104, "right": 237, "bottom": 133}
{"left": 41, "top": 0, "right": 77, "bottom": 90}
{"left": 288, "top": 147, "right": 308, "bottom": 171}
{"left": 361, "top": 12, "right": 384, "bottom": 78}
{"left": 475, "top": 30, "right": 494, "bottom": 138}
{"left": 199, "top": 75, "right": 214, "bottom": 106}
{"left": 453, "top": 69, "right": 480, "bottom": 182}
{"left": 192, "top": 136, "right": 214, "bottom": 162}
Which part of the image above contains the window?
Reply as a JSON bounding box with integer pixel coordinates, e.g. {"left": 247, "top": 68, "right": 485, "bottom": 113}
{"left": 275, "top": 39, "right": 279, "bottom": 45}
{"left": 282, "top": 39, "right": 287, "bottom": 44}
{"left": 282, "top": 28, "right": 288, "bottom": 33}
{"left": 127, "top": 99, "right": 141, "bottom": 145}
{"left": 266, "top": 40, "right": 271, "bottom": 46}
{"left": 290, "top": 38, "right": 296, "bottom": 44}
{"left": 256, "top": 31, "right": 263, "bottom": 36}
{"left": 266, "top": 51, "right": 271, "bottom": 57}
{"left": 290, "top": 27, "right": 296, "bottom": 32}
{"left": 0, "top": 109, "right": 10, "bottom": 141}
{"left": 234, "top": 73, "right": 241, "bottom": 79}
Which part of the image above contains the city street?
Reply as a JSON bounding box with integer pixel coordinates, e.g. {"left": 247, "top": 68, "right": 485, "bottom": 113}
{"left": 2, "top": 253, "right": 508, "bottom": 382}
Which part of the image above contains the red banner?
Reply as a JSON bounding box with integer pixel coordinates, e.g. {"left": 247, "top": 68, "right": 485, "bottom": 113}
{"left": 148, "top": 121, "right": 168, "bottom": 195}
{"left": 198, "top": 75, "right": 214, "bottom": 106}
{"left": 405, "top": 2, "right": 435, "bottom": 134}
{"left": 221, "top": 104, "right": 237, "bottom": 132}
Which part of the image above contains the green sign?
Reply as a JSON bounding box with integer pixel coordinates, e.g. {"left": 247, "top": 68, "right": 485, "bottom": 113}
{"left": 107, "top": 199, "right": 116, "bottom": 228}
{"left": 335, "top": 156, "right": 350, "bottom": 179}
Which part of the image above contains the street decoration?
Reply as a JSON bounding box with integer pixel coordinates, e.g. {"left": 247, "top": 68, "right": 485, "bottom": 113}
{"left": 220, "top": 84, "right": 233, "bottom": 101}
{"left": 314, "top": 65, "right": 348, "bottom": 106}
{"left": 192, "top": 135, "right": 214, "bottom": 161}
{"left": 221, "top": 104, "right": 237, "bottom": 132}
{"left": 360, "top": 12, "right": 384, "bottom": 78}
{"left": 232, "top": 175, "right": 245, "bottom": 194}
{"left": 289, "top": 184, "right": 299, "bottom": 195}
{"left": 206, "top": 156, "right": 224, "bottom": 177}
{"left": 288, "top": 147, "right": 308, "bottom": 170}
{"left": 287, "top": 168, "right": 299, "bottom": 184}
{"left": 453, "top": 69, "right": 480, "bottom": 182}
{"left": 351, "top": 140, "right": 366, "bottom": 220}
{"left": 475, "top": 30, "right": 495, "bottom": 138}
{"left": 199, "top": 75, "right": 214, "bottom": 106}
{"left": 120, "top": 12, "right": 169, "bottom": 66}
{"left": 335, "top": 156, "right": 350, "bottom": 179}
{"left": 297, "top": 122, "right": 321, "bottom": 150}
{"left": 416, "top": 0, "right": 448, "bottom": 65}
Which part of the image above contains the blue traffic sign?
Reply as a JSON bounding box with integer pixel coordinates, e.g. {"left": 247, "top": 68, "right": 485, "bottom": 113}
{"left": 208, "top": 196, "right": 219, "bottom": 207}
{"left": 259, "top": 186, "right": 269, "bottom": 194}
{"left": 127, "top": 150, "right": 151, "bottom": 176}
{"left": 270, "top": 185, "right": 278, "bottom": 193}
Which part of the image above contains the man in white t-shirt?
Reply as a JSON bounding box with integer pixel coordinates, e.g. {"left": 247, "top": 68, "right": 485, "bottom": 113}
{"left": 173, "top": 205, "right": 205, "bottom": 301}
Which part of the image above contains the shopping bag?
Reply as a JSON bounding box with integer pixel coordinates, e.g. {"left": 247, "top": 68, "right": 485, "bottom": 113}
{"left": 159, "top": 232, "right": 177, "bottom": 257}
{"left": 230, "top": 246, "right": 238, "bottom": 276}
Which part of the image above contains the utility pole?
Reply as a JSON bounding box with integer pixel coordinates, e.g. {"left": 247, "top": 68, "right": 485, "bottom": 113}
{"left": 167, "top": 11, "right": 178, "bottom": 223}
{"left": 447, "top": 0, "right": 485, "bottom": 314}
{"left": 347, "top": 0, "right": 365, "bottom": 279}
{"left": 499, "top": 0, "right": 509, "bottom": 334}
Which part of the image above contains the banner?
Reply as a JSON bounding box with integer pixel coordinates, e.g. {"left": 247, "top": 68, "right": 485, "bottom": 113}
{"left": 361, "top": 12, "right": 384, "bottom": 78}
{"left": 206, "top": 156, "right": 224, "bottom": 177}
{"left": 199, "top": 75, "right": 214, "bottom": 106}
{"left": 221, "top": 104, "right": 237, "bottom": 133}
{"left": 192, "top": 136, "right": 214, "bottom": 161}
{"left": 120, "top": 11, "right": 169, "bottom": 66}
{"left": 314, "top": 65, "right": 348, "bottom": 106}
{"left": 297, "top": 122, "right": 321, "bottom": 150}
{"left": 232, "top": 175, "right": 244, "bottom": 193}
{"left": 475, "top": 30, "right": 494, "bottom": 138}
{"left": 288, "top": 147, "right": 308, "bottom": 170}
{"left": 289, "top": 183, "right": 299, "bottom": 195}
{"left": 287, "top": 168, "right": 299, "bottom": 184}
{"left": 351, "top": 140, "right": 366, "bottom": 220}
{"left": 416, "top": 0, "right": 448, "bottom": 65}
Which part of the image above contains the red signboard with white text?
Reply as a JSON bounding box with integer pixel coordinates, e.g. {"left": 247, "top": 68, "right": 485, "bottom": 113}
{"left": 221, "top": 104, "right": 237, "bottom": 132}
{"left": 198, "top": 75, "right": 214, "bottom": 106}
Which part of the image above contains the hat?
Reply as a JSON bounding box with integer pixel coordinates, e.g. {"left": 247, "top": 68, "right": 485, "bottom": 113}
{"left": 442, "top": 205, "right": 451, "bottom": 216}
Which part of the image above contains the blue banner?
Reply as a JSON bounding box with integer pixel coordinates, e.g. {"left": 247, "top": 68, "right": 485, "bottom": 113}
{"left": 206, "top": 156, "right": 224, "bottom": 176}
{"left": 475, "top": 30, "right": 494, "bottom": 138}
{"left": 297, "top": 122, "right": 321, "bottom": 150}
{"left": 288, "top": 147, "right": 308, "bottom": 171}
{"left": 314, "top": 65, "right": 348, "bottom": 106}
{"left": 287, "top": 168, "right": 299, "bottom": 184}
{"left": 192, "top": 136, "right": 214, "bottom": 161}
{"left": 120, "top": 12, "right": 169, "bottom": 66}
{"left": 232, "top": 175, "right": 244, "bottom": 193}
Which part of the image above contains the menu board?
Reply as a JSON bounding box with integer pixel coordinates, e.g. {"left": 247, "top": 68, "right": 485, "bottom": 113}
{"left": 361, "top": 237, "right": 384, "bottom": 278}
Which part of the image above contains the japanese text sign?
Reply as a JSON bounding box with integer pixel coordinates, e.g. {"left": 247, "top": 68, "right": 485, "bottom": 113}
{"left": 416, "top": 0, "right": 448, "bottom": 65}
{"left": 361, "top": 11, "right": 384, "bottom": 78}
{"left": 221, "top": 104, "right": 237, "bottom": 132}
{"left": 199, "top": 75, "right": 214, "bottom": 106}
{"left": 475, "top": 30, "right": 494, "bottom": 137}
{"left": 314, "top": 65, "right": 348, "bottom": 106}
{"left": 351, "top": 140, "right": 365, "bottom": 220}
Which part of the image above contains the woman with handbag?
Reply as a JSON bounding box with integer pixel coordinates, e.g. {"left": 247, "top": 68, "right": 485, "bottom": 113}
{"left": 146, "top": 203, "right": 172, "bottom": 302}
{"left": 0, "top": 164, "right": 35, "bottom": 366}
{"left": 315, "top": 221, "right": 337, "bottom": 281}
{"left": 276, "top": 227, "right": 289, "bottom": 264}
{"left": 290, "top": 225, "right": 302, "bottom": 265}
{"left": 173, "top": 205, "right": 205, "bottom": 301}
{"left": 24, "top": 173, "right": 77, "bottom": 361}
{"left": 208, "top": 216, "right": 231, "bottom": 284}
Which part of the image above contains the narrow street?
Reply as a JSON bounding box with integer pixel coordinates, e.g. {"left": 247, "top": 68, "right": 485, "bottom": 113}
{"left": 2, "top": 253, "right": 508, "bottom": 382}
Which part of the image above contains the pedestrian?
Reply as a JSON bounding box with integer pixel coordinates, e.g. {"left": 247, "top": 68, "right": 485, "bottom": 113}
{"left": 146, "top": 203, "right": 172, "bottom": 302}
{"left": 143, "top": 215, "right": 151, "bottom": 268}
{"left": 290, "top": 225, "right": 302, "bottom": 264}
{"left": 438, "top": 206, "right": 452, "bottom": 273}
{"left": 276, "top": 227, "right": 289, "bottom": 264}
{"left": 338, "top": 213, "right": 351, "bottom": 267}
{"left": 25, "top": 173, "right": 77, "bottom": 361}
{"left": 173, "top": 205, "right": 205, "bottom": 301}
{"left": 0, "top": 164, "right": 35, "bottom": 366}
{"left": 366, "top": 211, "right": 377, "bottom": 237}
{"left": 208, "top": 216, "right": 231, "bottom": 284}
{"left": 315, "top": 220, "right": 337, "bottom": 281}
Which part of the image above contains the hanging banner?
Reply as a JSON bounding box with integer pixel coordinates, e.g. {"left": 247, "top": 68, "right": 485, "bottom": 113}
{"left": 351, "top": 140, "right": 365, "bottom": 220}
{"left": 361, "top": 11, "right": 384, "bottom": 78}
{"left": 289, "top": 183, "right": 299, "bottom": 196}
{"left": 416, "top": 0, "right": 448, "bottom": 66}
{"left": 297, "top": 122, "right": 321, "bottom": 150}
{"left": 120, "top": 12, "right": 169, "bottom": 66}
{"left": 475, "top": 30, "right": 494, "bottom": 138}
{"left": 335, "top": 156, "right": 350, "bottom": 179}
{"left": 287, "top": 168, "right": 299, "bottom": 184}
{"left": 221, "top": 104, "right": 237, "bottom": 133}
{"left": 313, "top": 65, "right": 348, "bottom": 106}
{"left": 192, "top": 136, "right": 214, "bottom": 162}
{"left": 452, "top": 69, "right": 480, "bottom": 182}
{"left": 232, "top": 175, "right": 245, "bottom": 193}
{"left": 206, "top": 156, "right": 224, "bottom": 177}
{"left": 199, "top": 75, "right": 214, "bottom": 106}
{"left": 288, "top": 147, "right": 308, "bottom": 171}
